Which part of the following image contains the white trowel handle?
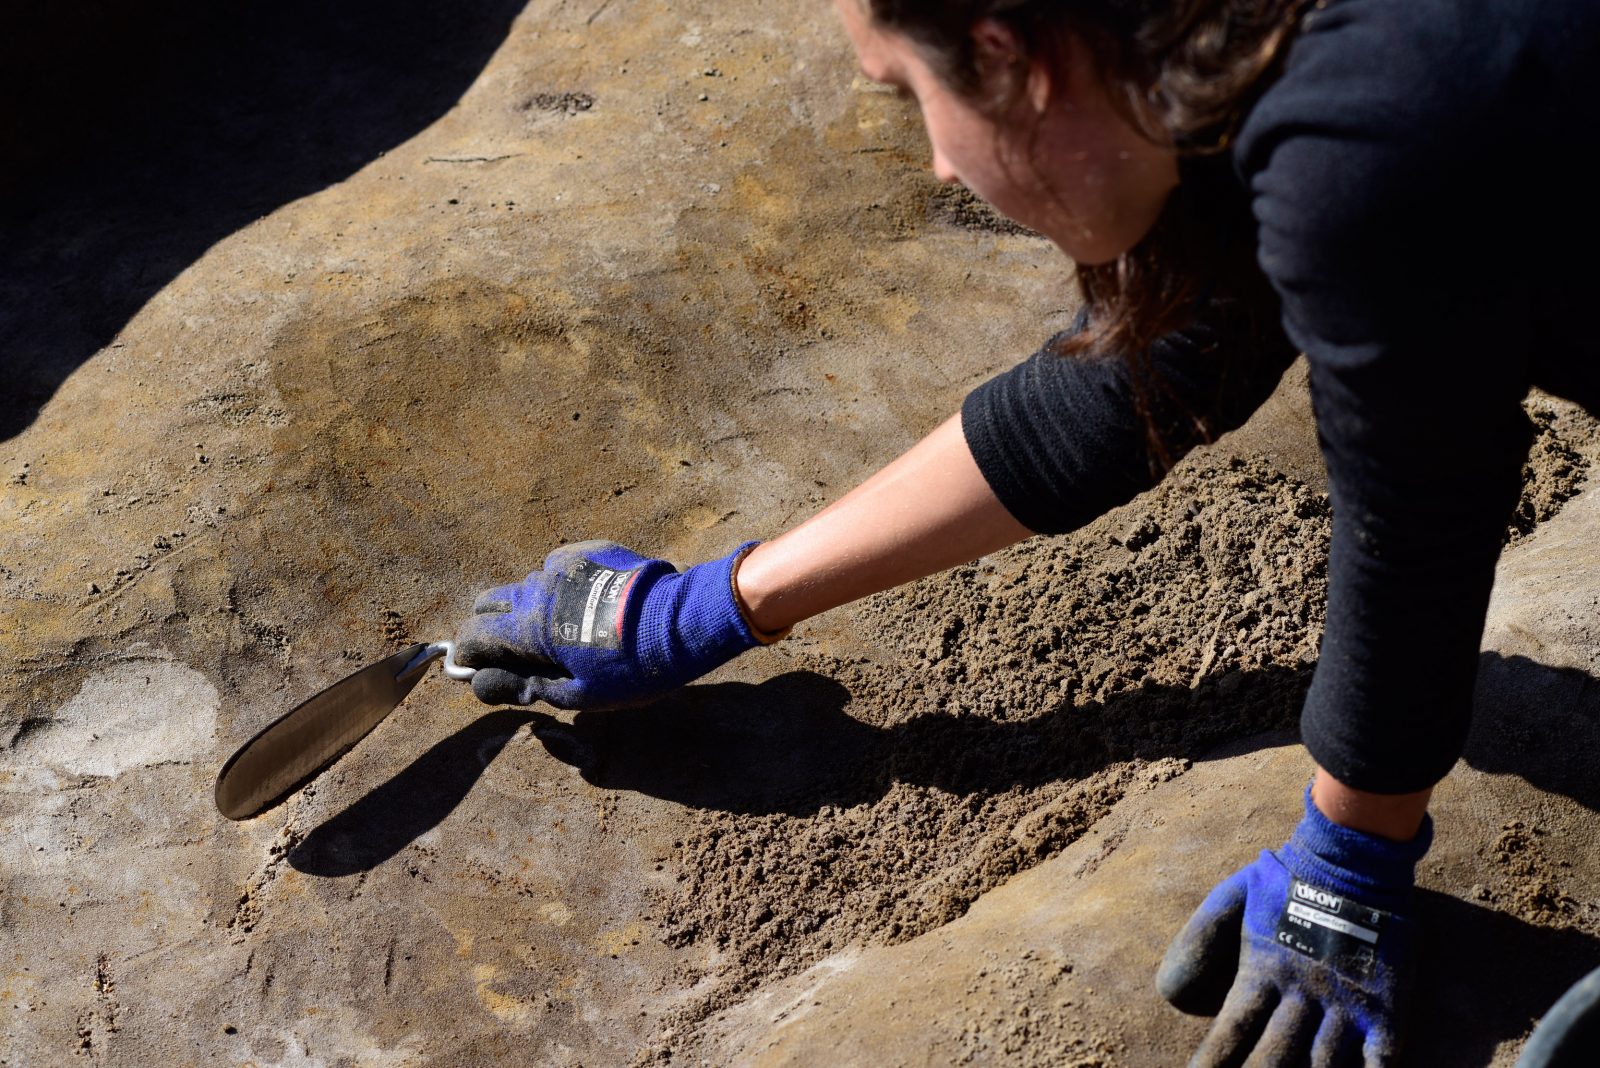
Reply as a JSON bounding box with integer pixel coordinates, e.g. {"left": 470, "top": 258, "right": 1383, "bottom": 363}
{"left": 430, "top": 640, "right": 477, "bottom": 680}
{"left": 398, "top": 640, "right": 477, "bottom": 683}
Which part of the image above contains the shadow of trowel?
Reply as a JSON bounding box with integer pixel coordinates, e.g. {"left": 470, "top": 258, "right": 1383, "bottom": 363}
{"left": 289, "top": 707, "right": 534, "bottom": 877}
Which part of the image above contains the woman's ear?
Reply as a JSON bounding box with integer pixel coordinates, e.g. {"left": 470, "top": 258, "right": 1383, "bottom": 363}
{"left": 971, "top": 17, "right": 1052, "bottom": 112}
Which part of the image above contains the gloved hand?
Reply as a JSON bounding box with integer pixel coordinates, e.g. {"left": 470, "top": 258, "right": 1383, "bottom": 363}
{"left": 1157, "top": 785, "right": 1433, "bottom": 1066}
{"left": 455, "top": 540, "right": 780, "bottom": 710}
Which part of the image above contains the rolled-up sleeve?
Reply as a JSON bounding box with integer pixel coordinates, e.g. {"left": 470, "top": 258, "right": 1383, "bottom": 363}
{"left": 962, "top": 306, "right": 1295, "bottom": 535}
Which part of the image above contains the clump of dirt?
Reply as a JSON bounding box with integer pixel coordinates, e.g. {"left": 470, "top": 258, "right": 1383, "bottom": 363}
{"left": 952, "top": 949, "right": 1120, "bottom": 1068}
{"left": 1505, "top": 396, "right": 1595, "bottom": 543}
{"left": 1479, "top": 819, "right": 1592, "bottom": 930}
{"left": 521, "top": 90, "right": 596, "bottom": 115}
{"left": 647, "top": 452, "right": 1333, "bottom": 1060}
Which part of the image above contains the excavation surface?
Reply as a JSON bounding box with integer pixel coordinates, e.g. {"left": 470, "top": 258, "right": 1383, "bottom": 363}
{"left": 3, "top": 3, "right": 1598, "bottom": 1065}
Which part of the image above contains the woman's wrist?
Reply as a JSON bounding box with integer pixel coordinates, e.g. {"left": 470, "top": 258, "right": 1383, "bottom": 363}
{"left": 1310, "top": 765, "right": 1433, "bottom": 842}
{"left": 729, "top": 542, "right": 796, "bottom": 641}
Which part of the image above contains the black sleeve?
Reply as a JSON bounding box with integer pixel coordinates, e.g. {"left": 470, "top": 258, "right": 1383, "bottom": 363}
{"left": 962, "top": 304, "right": 1296, "bottom": 536}
{"left": 1233, "top": 0, "right": 1557, "bottom": 792}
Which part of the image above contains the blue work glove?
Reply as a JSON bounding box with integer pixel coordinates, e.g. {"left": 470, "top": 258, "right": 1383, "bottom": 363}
{"left": 455, "top": 540, "right": 778, "bottom": 710}
{"left": 1157, "top": 785, "right": 1433, "bottom": 1066}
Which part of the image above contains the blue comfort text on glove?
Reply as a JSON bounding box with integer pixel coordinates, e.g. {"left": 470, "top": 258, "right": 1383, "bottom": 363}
{"left": 1157, "top": 784, "right": 1433, "bottom": 1066}
{"left": 1274, "top": 876, "right": 1390, "bottom": 978}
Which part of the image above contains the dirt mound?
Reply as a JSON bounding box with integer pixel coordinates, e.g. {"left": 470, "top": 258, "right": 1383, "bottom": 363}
{"left": 1507, "top": 394, "right": 1593, "bottom": 543}
{"left": 926, "top": 185, "right": 1038, "bottom": 237}
{"left": 647, "top": 394, "right": 1600, "bottom": 1061}
{"left": 648, "top": 451, "right": 1330, "bottom": 1060}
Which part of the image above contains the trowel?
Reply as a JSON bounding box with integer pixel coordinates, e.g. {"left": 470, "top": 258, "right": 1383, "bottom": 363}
{"left": 214, "top": 641, "right": 475, "bottom": 821}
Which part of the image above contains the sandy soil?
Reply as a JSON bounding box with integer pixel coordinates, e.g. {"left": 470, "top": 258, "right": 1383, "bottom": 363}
{"left": 4, "top": 3, "right": 1599, "bottom": 1066}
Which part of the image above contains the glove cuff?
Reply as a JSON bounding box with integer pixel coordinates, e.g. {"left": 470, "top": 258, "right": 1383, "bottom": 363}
{"left": 1277, "top": 783, "right": 1432, "bottom": 911}
{"left": 634, "top": 541, "right": 768, "bottom": 682}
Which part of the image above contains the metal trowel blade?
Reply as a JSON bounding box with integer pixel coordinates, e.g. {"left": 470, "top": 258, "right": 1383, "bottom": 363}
{"left": 214, "top": 643, "right": 435, "bottom": 821}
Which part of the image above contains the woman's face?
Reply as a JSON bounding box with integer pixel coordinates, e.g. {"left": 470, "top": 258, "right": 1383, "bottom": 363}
{"left": 833, "top": 0, "right": 1178, "bottom": 265}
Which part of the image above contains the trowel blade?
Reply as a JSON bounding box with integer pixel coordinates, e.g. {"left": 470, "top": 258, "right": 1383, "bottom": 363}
{"left": 214, "top": 643, "right": 432, "bottom": 821}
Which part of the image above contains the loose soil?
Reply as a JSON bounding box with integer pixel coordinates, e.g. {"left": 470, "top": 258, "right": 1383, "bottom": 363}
{"left": 646, "top": 396, "right": 1598, "bottom": 1061}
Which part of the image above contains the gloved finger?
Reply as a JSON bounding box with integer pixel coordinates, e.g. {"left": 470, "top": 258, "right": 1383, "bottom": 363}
{"left": 1189, "top": 977, "right": 1276, "bottom": 1068}
{"left": 454, "top": 612, "right": 565, "bottom": 673}
{"left": 1241, "top": 993, "right": 1316, "bottom": 1068}
{"left": 453, "top": 614, "right": 538, "bottom": 669}
{"left": 469, "top": 667, "right": 580, "bottom": 708}
{"left": 514, "top": 673, "right": 588, "bottom": 710}
{"left": 472, "top": 582, "right": 525, "bottom": 615}
{"left": 543, "top": 539, "right": 649, "bottom": 574}
{"left": 1361, "top": 1024, "right": 1399, "bottom": 1068}
{"left": 1158, "top": 869, "right": 1250, "bottom": 1015}
{"left": 1310, "top": 1009, "right": 1363, "bottom": 1068}
{"left": 470, "top": 667, "right": 533, "bottom": 706}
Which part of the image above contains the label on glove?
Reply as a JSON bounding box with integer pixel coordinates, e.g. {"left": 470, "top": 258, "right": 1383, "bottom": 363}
{"left": 1273, "top": 879, "right": 1388, "bottom": 978}
{"left": 552, "top": 561, "right": 642, "bottom": 649}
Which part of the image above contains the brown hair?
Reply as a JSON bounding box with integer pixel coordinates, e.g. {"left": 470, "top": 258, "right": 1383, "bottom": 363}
{"left": 866, "top": 0, "right": 1309, "bottom": 459}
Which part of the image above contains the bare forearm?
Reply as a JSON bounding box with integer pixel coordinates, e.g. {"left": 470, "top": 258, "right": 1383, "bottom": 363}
{"left": 735, "top": 413, "right": 1033, "bottom": 633}
{"left": 738, "top": 419, "right": 1435, "bottom": 845}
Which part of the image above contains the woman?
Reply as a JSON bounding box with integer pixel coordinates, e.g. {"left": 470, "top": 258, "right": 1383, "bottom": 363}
{"left": 454, "top": 0, "right": 1600, "bottom": 1062}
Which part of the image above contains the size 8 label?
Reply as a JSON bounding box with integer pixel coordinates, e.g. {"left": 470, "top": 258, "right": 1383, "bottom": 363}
{"left": 1273, "top": 879, "right": 1387, "bottom": 978}
{"left": 552, "top": 561, "right": 641, "bottom": 649}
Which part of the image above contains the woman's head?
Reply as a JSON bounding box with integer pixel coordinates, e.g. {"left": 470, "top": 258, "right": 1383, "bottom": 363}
{"left": 852, "top": 1, "right": 1309, "bottom": 149}
{"left": 837, "top": 0, "right": 1310, "bottom": 458}
{"left": 834, "top": 0, "right": 1178, "bottom": 264}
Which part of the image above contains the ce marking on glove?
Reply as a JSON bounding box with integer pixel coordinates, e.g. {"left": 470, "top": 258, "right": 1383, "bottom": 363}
{"left": 1277, "top": 929, "right": 1318, "bottom": 955}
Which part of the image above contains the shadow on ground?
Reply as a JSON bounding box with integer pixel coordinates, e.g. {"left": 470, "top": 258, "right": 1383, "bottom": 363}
{"left": 1410, "top": 890, "right": 1600, "bottom": 1065}
{"left": 0, "top": 0, "right": 526, "bottom": 443}
{"left": 1468, "top": 652, "right": 1600, "bottom": 815}
{"left": 516, "top": 666, "right": 1305, "bottom": 817}
{"left": 515, "top": 650, "right": 1600, "bottom": 818}
{"left": 291, "top": 649, "right": 1600, "bottom": 878}
{"left": 292, "top": 660, "right": 1308, "bottom": 877}
{"left": 291, "top": 707, "right": 535, "bottom": 876}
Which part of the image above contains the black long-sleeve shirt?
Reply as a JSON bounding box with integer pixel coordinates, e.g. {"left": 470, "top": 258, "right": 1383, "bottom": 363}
{"left": 962, "top": 0, "right": 1600, "bottom": 793}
